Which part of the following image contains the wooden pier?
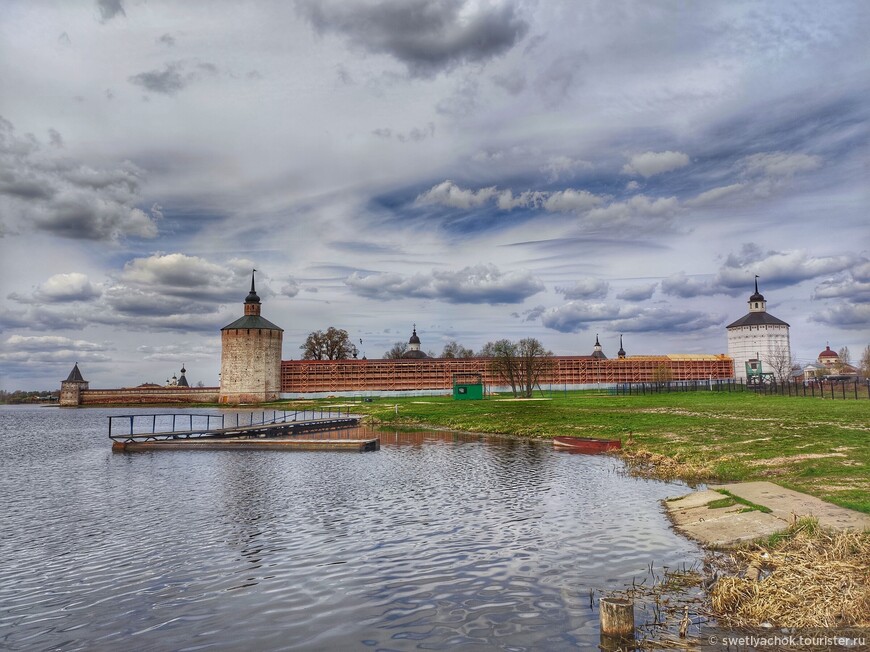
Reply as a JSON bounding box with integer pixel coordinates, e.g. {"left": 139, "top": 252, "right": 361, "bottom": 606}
{"left": 109, "top": 410, "right": 378, "bottom": 452}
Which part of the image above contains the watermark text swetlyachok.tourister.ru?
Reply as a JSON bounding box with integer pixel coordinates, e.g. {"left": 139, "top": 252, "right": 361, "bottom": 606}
{"left": 709, "top": 632, "right": 868, "bottom": 648}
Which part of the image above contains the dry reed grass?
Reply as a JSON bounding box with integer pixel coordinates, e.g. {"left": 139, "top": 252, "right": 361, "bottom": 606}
{"left": 619, "top": 447, "right": 713, "bottom": 483}
{"left": 710, "top": 519, "right": 870, "bottom": 628}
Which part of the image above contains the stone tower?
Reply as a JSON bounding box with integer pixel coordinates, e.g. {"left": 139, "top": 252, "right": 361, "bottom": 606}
{"left": 60, "top": 363, "right": 89, "bottom": 406}
{"left": 219, "top": 270, "right": 284, "bottom": 404}
{"left": 726, "top": 277, "right": 791, "bottom": 380}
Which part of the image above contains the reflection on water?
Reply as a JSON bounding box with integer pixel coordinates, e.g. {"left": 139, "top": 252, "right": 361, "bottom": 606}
{"left": 0, "top": 406, "right": 703, "bottom": 650}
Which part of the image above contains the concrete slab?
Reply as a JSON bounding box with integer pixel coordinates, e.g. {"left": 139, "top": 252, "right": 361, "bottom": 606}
{"left": 665, "top": 489, "right": 725, "bottom": 510}
{"left": 677, "top": 510, "right": 786, "bottom": 547}
{"left": 712, "top": 481, "right": 870, "bottom": 531}
{"left": 664, "top": 481, "right": 870, "bottom": 548}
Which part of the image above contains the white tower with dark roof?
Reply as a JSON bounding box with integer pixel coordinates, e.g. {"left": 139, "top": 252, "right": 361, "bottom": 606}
{"left": 726, "top": 277, "right": 791, "bottom": 380}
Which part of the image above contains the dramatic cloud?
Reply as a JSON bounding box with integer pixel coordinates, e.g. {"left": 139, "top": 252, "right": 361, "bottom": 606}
{"left": 542, "top": 189, "right": 602, "bottom": 213}
{"left": 715, "top": 246, "right": 858, "bottom": 292}
{"left": 4, "top": 334, "right": 108, "bottom": 352}
{"left": 660, "top": 272, "right": 717, "bottom": 299}
{"left": 812, "top": 266, "right": 870, "bottom": 304}
{"left": 622, "top": 151, "right": 690, "bottom": 178}
{"left": 297, "top": 0, "right": 529, "bottom": 77}
{"left": 556, "top": 278, "right": 609, "bottom": 300}
{"left": 541, "top": 301, "right": 723, "bottom": 335}
{"left": 616, "top": 284, "right": 657, "bottom": 302}
{"left": 583, "top": 195, "right": 681, "bottom": 232}
{"left": 540, "top": 156, "right": 593, "bottom": 182}
{"left": 281, "top": 277, "right": 301, "bottom": 298}
{"left": 0, "top": 117, "right": 158, "bottom": 241}
{"left": 0, "top": 335, "right": 112, "bottom": 364}
{"left": 613, "top": 308, "right": 724, "bottom": 334}
{"left": 128, "top": 61, "right": 218, "bottom": 95}
{"left": 346, "top": 264, "right": 544, "bottom": 304}
{"left": 416, "top": 181, "right": 604, "bottom": 214}
{"left": 8, "top": 273, "right": 101, "bottom": 304}
{"left": 36, "top": 273, "right": 100, "bottom": 303}
{"left": 541, "top": 302, "right": 629, "bottom": 333}
{"left": 1, "top": 1, "right": 867, "bottom": 389}
{"left": 415, "top": 180, "right": 497, "bottom": 209}
{"left": 117, "top": 253, "right": 259, "bottom": 302}
{"left": 738, "top": 152, "right": 822, "bottom": 178}
{"left": 137, "top": 342, "right": 219, "bottom": 362}
{"left": 660, "top": 247, "right": 863, "bottom": 300}
{"left": 97, "top": 0, "right": 125, "bottom": 22}
{"left": 685, "top": 183, "right": 745, "bottom": 208}
{"left": 810, "top": 303, "right": 870, "bottom": 330}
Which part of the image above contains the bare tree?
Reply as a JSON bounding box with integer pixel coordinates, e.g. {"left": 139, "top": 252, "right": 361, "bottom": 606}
{"left": 767, "top": 343, "right": 795, "bottom": 382}
{"left": 859, "top": 345, "right": 870, "bottom": 380}
{"left": 383, "top": 341, "right": 408, "bottom": 359}
{"left": 480, "top": 338, "right": 552, "bottom": 397}
{"left": 480, "top": 339, "right": 520, "bottom": 396}
{"left": 835, "top": 346, "right": 852, "bottom": 373}
{"left": 440, "top": 341, "right": 474, "bottom": 358}
{"left": 301, "top": 327, "right": 358, "bottom": 360}
{"left": 517, "top": 338, "right": 554, "bottom": 397}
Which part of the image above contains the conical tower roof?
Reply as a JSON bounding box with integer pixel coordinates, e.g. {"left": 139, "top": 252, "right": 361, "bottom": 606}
{"left": 65, "top": 363, "right": 85, "bottom": 382}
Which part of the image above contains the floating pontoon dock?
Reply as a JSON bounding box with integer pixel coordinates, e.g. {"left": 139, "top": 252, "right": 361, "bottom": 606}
{"left": 109, "top": 410, "right": 378, "bottom": 452}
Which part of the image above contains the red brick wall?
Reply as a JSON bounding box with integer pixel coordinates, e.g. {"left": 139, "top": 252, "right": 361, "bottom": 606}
{"left": 281, "top": 356, "right": 734, "bottom": 393}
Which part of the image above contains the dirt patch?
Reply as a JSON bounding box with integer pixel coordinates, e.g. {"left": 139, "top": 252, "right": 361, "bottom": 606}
{"left": 735, "top": 437, "right": 772, "bottom": 445}
{"left": 750, "top": 453, "right": 847, "bottom": 467}
{"left": 493, "top": 397, "right": 553, "bottom": 401}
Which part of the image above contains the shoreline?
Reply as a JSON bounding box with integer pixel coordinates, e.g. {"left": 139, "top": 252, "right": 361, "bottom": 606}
{"left": 29, "top": 396, "right": 870, "bottom": 634}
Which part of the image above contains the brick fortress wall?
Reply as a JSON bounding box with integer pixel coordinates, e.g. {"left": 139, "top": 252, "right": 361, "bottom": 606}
{"left": 281, "top": 355, "right": 734, "bottom": 394}
{"left": 72, "top": 387, "right": 220, "bottom": 406}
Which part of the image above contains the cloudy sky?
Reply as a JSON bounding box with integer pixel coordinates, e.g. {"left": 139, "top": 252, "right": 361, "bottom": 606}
{"left": 1, "top": 0, "right": 868, "bottom": 390}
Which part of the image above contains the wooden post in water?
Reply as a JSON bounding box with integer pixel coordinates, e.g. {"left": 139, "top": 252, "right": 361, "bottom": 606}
{"left": 599, "top": 596, "right": 634, "bottom": 650}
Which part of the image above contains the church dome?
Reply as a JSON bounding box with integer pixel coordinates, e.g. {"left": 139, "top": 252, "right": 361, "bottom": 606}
{"left": 409, "top": 327, "right": 420, "bottom": 345}
{"left": 818, "top": 346, "right": 838, "bottom": 359}
{"left": 748, "top": 276, "right": 765, "bottom": 302}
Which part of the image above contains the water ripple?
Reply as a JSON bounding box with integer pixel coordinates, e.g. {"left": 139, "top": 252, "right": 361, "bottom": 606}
{"left": 0, "top": 406, "right": 702, "bottom": 651}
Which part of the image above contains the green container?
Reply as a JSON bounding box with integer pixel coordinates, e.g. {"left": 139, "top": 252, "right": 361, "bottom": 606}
{"left": 453, "top": 382, "right": 483, "bottom": 400}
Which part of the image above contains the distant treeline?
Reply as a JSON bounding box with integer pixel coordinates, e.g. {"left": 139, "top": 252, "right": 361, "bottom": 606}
{"left": 0, "top": 390, "right": 60, "bottom": 404}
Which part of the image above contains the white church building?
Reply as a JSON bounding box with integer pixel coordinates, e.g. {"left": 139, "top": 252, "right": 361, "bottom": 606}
{"left": 726, "top": 278, "right": 791, "bottom": 381}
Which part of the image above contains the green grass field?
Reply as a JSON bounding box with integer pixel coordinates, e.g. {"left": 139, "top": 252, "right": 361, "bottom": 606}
{"left": 279, "top": 391, "right": 870, "bottom": 513}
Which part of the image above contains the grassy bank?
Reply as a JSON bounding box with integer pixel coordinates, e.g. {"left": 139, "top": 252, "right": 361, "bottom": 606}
{"left": 280, "top": 391, "right": 870, "bottom": 513}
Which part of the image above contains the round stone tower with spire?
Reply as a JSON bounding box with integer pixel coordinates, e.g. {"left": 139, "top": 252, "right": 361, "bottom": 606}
{"left": 726, "top": 276, "right": 791, "bottom": 380}
{"left": 219, "top": 270, "right": 284, "bottom": 403}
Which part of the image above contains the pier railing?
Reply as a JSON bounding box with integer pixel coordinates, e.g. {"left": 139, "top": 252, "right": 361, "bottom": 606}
{"left": 108, "top": 409, "right": 358, "bottom": 442}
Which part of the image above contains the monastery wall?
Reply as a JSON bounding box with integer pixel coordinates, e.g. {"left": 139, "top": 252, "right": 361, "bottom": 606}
{"left": 281, "top": 355, "right": 734, "bottom": 394}
{"left": 76, "top": 387, "right": 220, "bottom": 406}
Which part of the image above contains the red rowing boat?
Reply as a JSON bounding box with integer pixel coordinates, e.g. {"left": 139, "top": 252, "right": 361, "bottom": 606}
{"left": 552, "top": 436, "right": 621, "bottom": 453}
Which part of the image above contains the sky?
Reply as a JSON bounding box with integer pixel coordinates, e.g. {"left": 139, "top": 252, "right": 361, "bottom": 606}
{"left": 0, "top": 0, "right": 868, "bottom": 391}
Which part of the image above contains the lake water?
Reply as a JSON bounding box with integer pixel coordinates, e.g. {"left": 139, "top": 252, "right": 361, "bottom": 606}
{"left": 0, "top": 405, "right": 704, "bottom": 651}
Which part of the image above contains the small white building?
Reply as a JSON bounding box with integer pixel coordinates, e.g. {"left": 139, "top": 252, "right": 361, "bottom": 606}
{"left": 726, "top": 279, "right": 791, "bottom": 380}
